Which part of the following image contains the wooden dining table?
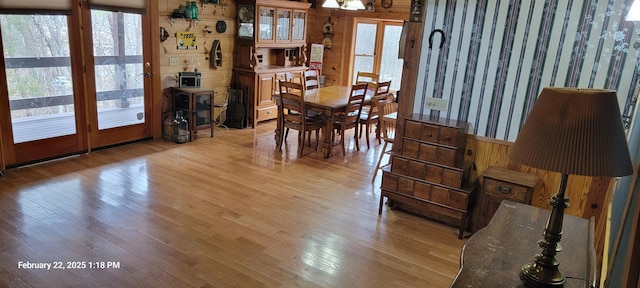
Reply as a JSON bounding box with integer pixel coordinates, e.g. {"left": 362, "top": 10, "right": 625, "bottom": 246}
{"left": 273, "top": 85, "right": 375, "bottom": 158}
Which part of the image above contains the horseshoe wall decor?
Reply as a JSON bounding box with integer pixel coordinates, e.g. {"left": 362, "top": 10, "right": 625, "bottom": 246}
{"left": 429, "top": 29, "right": 445, "bottom": 49}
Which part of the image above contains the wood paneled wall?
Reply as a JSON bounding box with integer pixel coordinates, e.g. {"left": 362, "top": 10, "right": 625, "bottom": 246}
{"left": 307, "top": 0, "right": 412, "bottom": 87}
{"left": 157, "top": 0, "right": 236, "bottom": 121}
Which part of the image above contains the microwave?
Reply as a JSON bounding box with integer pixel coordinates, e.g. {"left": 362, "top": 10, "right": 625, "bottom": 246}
{"left": 178, "top": 72, "right": 201, "bottom": 88}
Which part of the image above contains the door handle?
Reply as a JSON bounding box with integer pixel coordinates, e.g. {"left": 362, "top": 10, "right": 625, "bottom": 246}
{"left": 144, "top": 72, "right": 152, "bottom": 78}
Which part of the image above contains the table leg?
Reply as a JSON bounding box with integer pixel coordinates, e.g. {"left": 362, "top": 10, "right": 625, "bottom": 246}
{"left": 320, "top": 109, "right": 335, "bottom": 158}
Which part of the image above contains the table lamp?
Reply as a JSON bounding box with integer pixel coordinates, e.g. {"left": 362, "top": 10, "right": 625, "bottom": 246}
{"left": 508, "top": 87, "right": 633, "bottom": 287}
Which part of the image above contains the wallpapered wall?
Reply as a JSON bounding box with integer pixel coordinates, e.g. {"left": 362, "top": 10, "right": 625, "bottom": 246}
{"left": 413, "top": 0, "right": 639, "bottom": 142}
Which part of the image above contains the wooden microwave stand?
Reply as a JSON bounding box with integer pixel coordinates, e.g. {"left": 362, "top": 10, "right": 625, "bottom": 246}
{"left": 172, "top": 87, "right": 214, "bottom": 141}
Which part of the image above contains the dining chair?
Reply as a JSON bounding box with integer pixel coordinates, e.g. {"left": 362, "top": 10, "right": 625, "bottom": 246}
{"left": 333, "top": 83, "right": 368, "bottom": 156}
{"left": 304, "top": 69, "right": 319, "bottom": 90}
{"left": 278, "top": 81, "right": 325, "bottom": 157}
{"left": 286, "top": 71, "right": 305, "bottom": 85}
{"left": 358, "top": 81, "right": 392, "bottom": 149}
{"left": 280, "top": 72, "right": 306, "bottom": 141}
{"left": 375, "top": 80, "right": 391, "bottom": 95}
{"left": 372, "top": 94, "right": 398, "bottom": 182}
{"left": 355, "top": 71, "right": 379, "bottom": 85}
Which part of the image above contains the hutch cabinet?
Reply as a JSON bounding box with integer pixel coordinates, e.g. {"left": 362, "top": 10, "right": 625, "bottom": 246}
{"left": 233, "top": 0, "right": 310, "bottom": 128}
{"left": 380, "top": 115, "right": 477, "bottom": 239}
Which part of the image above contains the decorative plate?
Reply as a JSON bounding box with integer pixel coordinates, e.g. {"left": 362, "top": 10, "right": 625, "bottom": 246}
{"left": 216, "top": 20, "right": 227, "bottom": 33}
{"left": 322, "top": 37, "right": 333, "bottom": 49}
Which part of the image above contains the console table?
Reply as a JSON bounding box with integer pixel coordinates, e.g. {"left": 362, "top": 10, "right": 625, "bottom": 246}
{"left": 451, "top": 200, "right": 596, "bottom": 288}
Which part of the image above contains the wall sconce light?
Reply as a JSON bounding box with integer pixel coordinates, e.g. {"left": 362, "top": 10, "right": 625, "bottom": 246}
{"left": 322, "top": 0, "right": 366, "bottom": 10}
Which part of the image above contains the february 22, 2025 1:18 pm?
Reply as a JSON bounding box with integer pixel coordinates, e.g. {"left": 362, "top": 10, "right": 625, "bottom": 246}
{"left": 17, "top": 260, "right": 121, "bottom": 270}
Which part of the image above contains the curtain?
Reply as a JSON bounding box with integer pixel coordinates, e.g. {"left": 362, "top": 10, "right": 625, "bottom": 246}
{"left": 0, "top": 0, "right": 72, "bottom": 14}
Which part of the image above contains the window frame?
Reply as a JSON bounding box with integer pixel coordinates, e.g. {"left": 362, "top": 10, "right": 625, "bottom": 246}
{"left": 349, "top": 18, "right": 403, "bottom": 86}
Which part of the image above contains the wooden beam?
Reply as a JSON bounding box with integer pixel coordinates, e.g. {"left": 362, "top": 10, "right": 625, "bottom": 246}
{"left": 395, "top": 20, "right": 424, "bottom": 152}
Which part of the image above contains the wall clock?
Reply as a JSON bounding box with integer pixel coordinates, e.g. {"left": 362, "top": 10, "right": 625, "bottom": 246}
{"left": 323, "top": 22, "right": 333, "bottom": 35}
{"left": 238, "top": 6, "right": 254, "bottom": 23}
{"left": 382, "top": 0, "right": 392, "bottom": 8}
{"left": 216, "top": 20, "right": 227, "bottom": 33}
{"left": 322, "top": 17, "right": 335, "bottom": 37}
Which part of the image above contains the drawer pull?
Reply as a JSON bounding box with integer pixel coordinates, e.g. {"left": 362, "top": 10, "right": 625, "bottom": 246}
{"left": 428, "top": 132, "right": 432, "bottom": 137}
{"left": 445, "top": 135, "right": 451, "bottom": 140}
{"left": 497, "top": 186, "right": 512, "bottom": 194}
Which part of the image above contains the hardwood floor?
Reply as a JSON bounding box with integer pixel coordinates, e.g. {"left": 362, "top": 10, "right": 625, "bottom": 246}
{"left": 0, "top": 120, "right": 466, "bottom": 287}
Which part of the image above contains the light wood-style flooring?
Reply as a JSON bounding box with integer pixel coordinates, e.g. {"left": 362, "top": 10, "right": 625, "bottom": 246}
{"left": 0, "top": 120, "right": 466, "bottom": 287}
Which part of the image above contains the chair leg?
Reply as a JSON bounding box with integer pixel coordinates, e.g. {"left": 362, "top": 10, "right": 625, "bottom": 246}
{"left": 365, "top": 123, "right": 371, "bottom": 149}
{"left": 340, "top": 130, "right": 346, "bottom": 156}
{"left": 354, "top": 126, "right": 360, "bottom": 151}
{"left": 372, "top": 142, "right": 388, "bottom": 182}
{"left": 297, "top": 130, "right": 304, "bottom": 157}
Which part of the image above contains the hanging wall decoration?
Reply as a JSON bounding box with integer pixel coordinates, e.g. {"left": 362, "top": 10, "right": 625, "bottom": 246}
{"left": 322, "top": 17, "right": 335, "bottom": 49}
{"left": 176, "top": 32, "right": 198, "bottom": 50}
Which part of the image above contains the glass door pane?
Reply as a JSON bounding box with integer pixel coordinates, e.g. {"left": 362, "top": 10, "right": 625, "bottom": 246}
{"left": 276, "top": 9, "right": 291, "bottom": 41}
{"left": 258, "top": 7, "right": 274, "bottom": 41}
{"left": 292, "top": 11, "right": 305, "bottom": 41}
{"left": 91, "top": 10, "right": 145, "bottom": 130}
{"left": 380, "top": 24, "right": 403, "bottom": 91}
{"left": 1, "top": 14, "right": 76, "bottom": 143}
{"left": 352, "top": 23, "right": 377, "bottom": 84}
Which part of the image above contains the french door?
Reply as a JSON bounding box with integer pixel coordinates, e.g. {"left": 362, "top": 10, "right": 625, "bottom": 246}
{"left": 352, "top": 19, "right": 404, "bottom": 91}
{"left": 83, "top": 8, "right": 152, "bottom": 148}
{"left": 0, "top": 1, "right": 152, "bottom": 167}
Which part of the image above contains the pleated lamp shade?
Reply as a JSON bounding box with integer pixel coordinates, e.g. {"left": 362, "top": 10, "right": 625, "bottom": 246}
{"left": 508, "top": 87, "right": 633, "bottom": 177}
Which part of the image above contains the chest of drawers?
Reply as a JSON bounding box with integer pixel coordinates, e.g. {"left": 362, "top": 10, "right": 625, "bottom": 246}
{"left": 473, "top": 166, "right": 540, "bottom": 231}
{"left": 379, "top": 115, "right": 477, "bottom": 239}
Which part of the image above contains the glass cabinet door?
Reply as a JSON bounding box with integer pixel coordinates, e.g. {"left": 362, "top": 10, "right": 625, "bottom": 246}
{"left": 276, "top": 9, "right": 291, "bottom": 41}
{"left": 292, "top": 11, "right": 306, "bottom": 42}
{"left": 258, "top": 7, "right": 274, "bottom": 41}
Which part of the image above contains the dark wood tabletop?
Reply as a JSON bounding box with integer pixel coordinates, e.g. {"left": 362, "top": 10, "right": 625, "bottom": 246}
{"left": 451, "top": 200, "right": 596, "bottom": 288}
{"left": 274, "top": 85, "right": 375, "bottom": 158}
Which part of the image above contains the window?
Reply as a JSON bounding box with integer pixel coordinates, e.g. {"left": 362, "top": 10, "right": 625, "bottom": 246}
{"left": 1, "top": 14, "right": 76, "bottom": 143}
{"left": 351, "top": 19, "right": 403, "bottom": 91}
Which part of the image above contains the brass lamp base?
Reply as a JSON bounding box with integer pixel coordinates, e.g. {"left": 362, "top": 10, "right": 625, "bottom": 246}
{"left": 520, "top": 174, "right": 570, "bottom": 288}
{"left": 520, "top": 262, "right": 565, "bottom": 287}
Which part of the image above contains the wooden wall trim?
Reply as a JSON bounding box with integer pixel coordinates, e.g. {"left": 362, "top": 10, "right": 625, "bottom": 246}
{"left": 149, "top": 0, "right": 162, "bottom": 139}
{"left": 395, "top": 21, "right": 424, "bottom": 153}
